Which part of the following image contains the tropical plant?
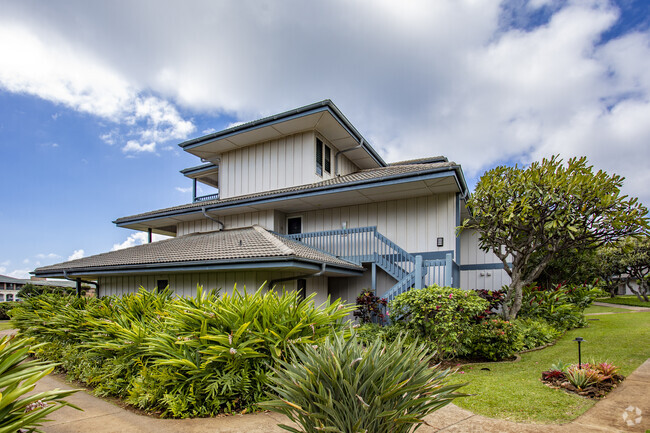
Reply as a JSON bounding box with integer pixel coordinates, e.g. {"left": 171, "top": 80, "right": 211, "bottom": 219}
{"left": 565, "top": 366, "right": 602, "bottom": 390}
{"left": 261, "top": 332, "right": 466, "bottom": 433}
{"left": 594, "top": 362, "right": 620, "bottom": 379}
{"left": 353, "top": 289, "right": 388, "bottom": 324}
{"left": 549, "top": 360, "right": 571, "bottom": 373}
{"left": 390, "top": 285, "right": 488, "bottom": 360}
{"left": 472, "top": 289, "right": 505, "bottom": 322}
{"left": 596, "top": 236, "right": 650, "bottom": 301}
{"left": 0, "top": 301, "right": 19, "bottom": 320}
{"left": 541, "top": 370, "right": 565, "bottom": 381}
{"left": 10, "top": 286, "right": 355, "bottom": 418}
{"left": 515, "top": 318, "right": 561, "bottom": 350}
{"left": 516, "top": 284, "right": 587, "bottom": 331}
{"left": 0, "top": 336, "right": 80, "bottom": 433}
{"left": 460, "top": 155, "right": 649, "bottom": 319}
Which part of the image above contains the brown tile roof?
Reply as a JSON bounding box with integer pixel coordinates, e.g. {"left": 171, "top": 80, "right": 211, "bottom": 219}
{"left": 115, "top": 161, "right": 459, "bottom": 224}
{"left": 33, "top": 226, "right": 363, "bottom": 275}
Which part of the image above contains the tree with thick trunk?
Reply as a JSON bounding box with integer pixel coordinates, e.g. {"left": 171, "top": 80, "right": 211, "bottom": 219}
{"left": 460, "top": 156, "right": 649, "bottom": 320}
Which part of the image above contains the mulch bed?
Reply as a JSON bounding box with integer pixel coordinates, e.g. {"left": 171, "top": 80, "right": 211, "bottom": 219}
{"left": 541, "top": 373, "right": 625, "bottom": 399}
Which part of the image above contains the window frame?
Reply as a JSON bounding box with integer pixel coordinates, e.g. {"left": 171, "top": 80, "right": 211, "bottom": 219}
{"left": 316, "top": 138, "right": 323, "bottom": 176}
{"left": 324, "top": 144, "right": 331, "bottom": 174}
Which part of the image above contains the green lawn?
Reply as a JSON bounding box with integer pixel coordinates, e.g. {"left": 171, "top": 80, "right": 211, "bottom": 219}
{"left": 597, "top": 295, "right": 650, "bottom": 308}
{"left": 0, "top": 320, "right": 14, "bottom": 330}
{"left": 448, "top": 311, "right": 650, "bottom": 424}
{"left": 584, "top": 304, "right": 633, "bottom": 314}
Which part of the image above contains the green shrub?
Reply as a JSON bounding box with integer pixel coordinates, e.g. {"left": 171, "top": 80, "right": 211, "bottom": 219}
{"left": 465, "top": 318, "right": 521, "bottom": 361}
{"left": 515, "top": 318, "right": 562, "bottom": 350}
{"left": 390, "top": 285, "right": 488, "bottom": 360}
{"left": 517, "top": 284, "right": 588, "bottom": 331}
{"left": 17, "top": 283, "right": 79, "bottom": 299}
{"left": 261, "top": 332, "right": 465, "bottom": 433}
{"left": 10, "top": 286, "right": 355, "bottom": 418}
{"left": 0, "top": 301, "right": 20, "bottom": 320}
{"left": 0, "top": 336, "right": 79, "bottom": 433}
{"left": 354, "top": 322, "right": 417, "bottom": 348}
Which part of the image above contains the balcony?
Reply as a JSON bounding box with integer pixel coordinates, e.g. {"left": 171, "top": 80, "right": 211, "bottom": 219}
{"left": 193, "top": 193, "right": 220, "bottom": 203}
{"left": 283, "top": 226, "right": 455, "bottom": 301}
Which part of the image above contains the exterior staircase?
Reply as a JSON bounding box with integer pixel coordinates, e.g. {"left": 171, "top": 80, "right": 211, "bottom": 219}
{"left": 284, "top": 226, "right": 452, "bottom": 301}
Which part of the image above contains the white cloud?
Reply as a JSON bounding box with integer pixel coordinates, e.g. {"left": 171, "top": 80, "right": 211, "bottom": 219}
{"left": 175, "top": 186, "right": 192, "bottom": 193}
{"left": 68, "top": 249, "right": 85, "bottom": 261}
{"left": 0, "top": 22, "right": 194, "bottom": 154}
{"left": 112, "top": 232, "right": 170, "bottom": 251}
{"left": 202, "top": 128, "right": 216, "bottom": 134}
{"left": 122, "top": 140, "right": 156, "bottom": 153}
{"left": 0, "top": 0, "right": 648, "bottom": 205}
{"left": 8, "top": 269, "right": 30, "bottom": 279}
{"left": 36, "top": 253, "right": 61, "bottom": 260}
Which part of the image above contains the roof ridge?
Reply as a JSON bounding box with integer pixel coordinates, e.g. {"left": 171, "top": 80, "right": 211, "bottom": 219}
{"left": 252, "top": 225, "right": 294, "bottom": 256}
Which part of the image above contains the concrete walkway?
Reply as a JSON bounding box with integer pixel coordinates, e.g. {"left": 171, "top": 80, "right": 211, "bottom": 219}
{"left": 593, "top": 301, "right": 650, "bottom": 312}
{"left": 32, "top": 358, "right": 650, "bottom": 433}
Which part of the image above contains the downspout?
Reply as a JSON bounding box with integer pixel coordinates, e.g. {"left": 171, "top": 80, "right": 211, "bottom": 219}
{"left": 201, "top": 206, "right": 225, "bottom": 231}
{"left": 334, "top": 140, "right": 364, "bottom": 176}
{"left": 63, "top": 270, "right": 99, "bottom": 297}
{"left": 269, "top": 263, "right": 327, "bottom": 288}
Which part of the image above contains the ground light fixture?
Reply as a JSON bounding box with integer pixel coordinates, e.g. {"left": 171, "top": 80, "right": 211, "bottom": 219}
{"left": 574, "top": 337, "right": 585, "bottom": 368}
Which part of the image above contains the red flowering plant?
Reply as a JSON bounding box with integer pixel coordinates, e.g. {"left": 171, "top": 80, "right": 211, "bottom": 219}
{"left": 353, "top": 289, "right": 388, "bottom": 324}
{"left": 472, "top": 289, "right": 505, "bottom": 323}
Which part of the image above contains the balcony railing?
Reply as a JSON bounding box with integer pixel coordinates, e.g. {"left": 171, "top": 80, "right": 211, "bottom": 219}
{"left": 193, "top": 193, "right": 220, "bottom": 203}
{"left": 284, "top": 226, "right": 453, "bottom": 300}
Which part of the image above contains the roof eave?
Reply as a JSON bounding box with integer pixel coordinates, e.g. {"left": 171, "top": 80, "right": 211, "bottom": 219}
{"left": 114, "top": 164, "right": 466, "bottom": 226}
{"left": 33, "top": 257, "right": 364, "bottom": 278}
{"left": 177, "top": 100, "right": 386, "bottom": 167}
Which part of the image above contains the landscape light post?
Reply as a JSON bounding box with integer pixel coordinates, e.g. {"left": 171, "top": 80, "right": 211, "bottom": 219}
{"left": 573, "top": 337, "right": 585, "bottom": 368}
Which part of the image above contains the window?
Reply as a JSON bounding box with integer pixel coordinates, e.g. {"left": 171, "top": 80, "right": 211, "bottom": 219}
{"left": 297, "top": 279, "right": 307, "bottom": 301}
{"left": 156, "top": 279, "right": 168, "bottom": 291}
{"left": 287, "top": 216, "right": 302, "bottom": 235}
{"left": 316, "top": 139, "right": 323, "bottom": 176}
{"left": 324, "top": 144, "right": 331, "bottom": 174}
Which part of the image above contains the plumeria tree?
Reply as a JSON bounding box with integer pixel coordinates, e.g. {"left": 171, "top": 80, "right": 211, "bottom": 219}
{"left": 596, "top": 236, "right": 650, "bottom": 301}
{"left": 461, "top": 156, "right": 649, "bottom": 319}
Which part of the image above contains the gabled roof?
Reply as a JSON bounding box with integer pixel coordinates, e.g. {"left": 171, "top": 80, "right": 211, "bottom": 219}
{"left": 33, "top": 226, "right": 364, "bottom": 278}
{"left": 115, "top": 161, "right": 468, "bottom": 228}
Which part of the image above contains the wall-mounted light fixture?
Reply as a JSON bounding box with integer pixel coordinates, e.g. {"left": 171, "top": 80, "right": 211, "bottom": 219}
{"left": 437, "top": 237, "right": 444, "bottom": 247}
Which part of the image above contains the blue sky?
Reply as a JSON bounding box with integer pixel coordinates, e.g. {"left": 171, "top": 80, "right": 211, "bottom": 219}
{"left": 1, "top": 0, "right": 649, "bottom": 278}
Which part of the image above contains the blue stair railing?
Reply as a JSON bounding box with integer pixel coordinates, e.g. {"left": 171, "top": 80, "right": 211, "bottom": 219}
{"left": 284, "top": 226, "right": 453, "bottom": 301}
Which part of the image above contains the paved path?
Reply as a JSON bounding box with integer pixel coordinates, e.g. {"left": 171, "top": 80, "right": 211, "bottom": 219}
{"left": 31, "top": 358, "right": 650, "bottom": 433}
{"left": 593, "top": 301, "right": 650, "bottom": 312}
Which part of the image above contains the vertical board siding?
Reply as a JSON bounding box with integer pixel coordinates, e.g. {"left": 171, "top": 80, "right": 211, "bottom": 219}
{"left": 296, "top": 193, "right": 456, "bottom": 254}
{"left": 177, "top": 210, "right": 276, "bottom": 235}
{"left": 97, "top": 271, "right": 309, "bottom": 298}
{"left": 218, "top": 131, "right": 360, "bottom": 199}
{"left": 459, "top": 229, "right": 510, "bottom": 265}
{"left": 220, "top": 132, "right": 320, "bottom": 199}
{"left": 460, "top": 269, "right": 510, "bottom": 291}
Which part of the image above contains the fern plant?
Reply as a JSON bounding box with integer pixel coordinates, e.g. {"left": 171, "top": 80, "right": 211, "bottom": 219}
{"left": 261, "top": 332, "right": 466, "bottom": 433}
{"left": 0, "top": 336, "right": 80, "bottom": 433}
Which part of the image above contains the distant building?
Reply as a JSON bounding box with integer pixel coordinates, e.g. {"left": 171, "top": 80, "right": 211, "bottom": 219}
{"left": 0, "top": 275, "right": 78, "bottom": 302}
